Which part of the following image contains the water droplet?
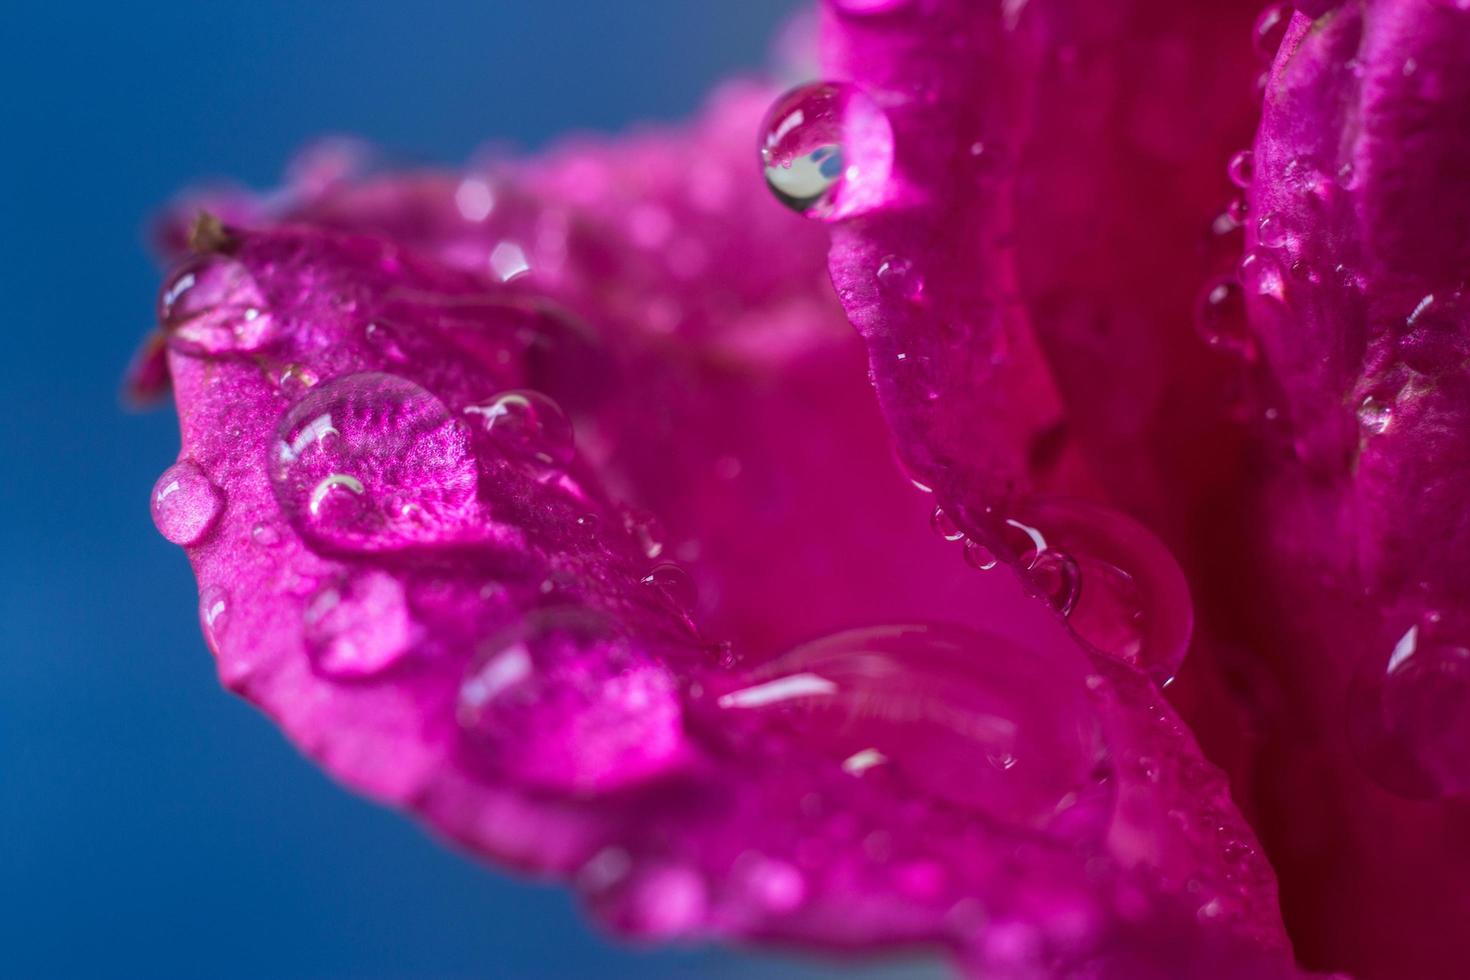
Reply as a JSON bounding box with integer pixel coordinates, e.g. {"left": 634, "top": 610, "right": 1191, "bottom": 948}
{"left": 1227, "top": 149, "right": 1255, "bottom": 188}
{"left": 158, "top": 255, "right": 275, "bottom": 355}
{"left": 759, "top": 81, "right": 892, "bottom": 221}
{"left": 1194, "top": 278, "right": 1255, "bottom": 358}
{"left": 457, "top": 610, "right": 688, "bottom": 794}
{"left": 199, "top": 585, "right": 229, "bottom": 655}
{"left": 1357, "top": 396, "right": 1393, "bottom": 435}
{"left": 964, "top": 538, "right": 999, "bottom": 571}
{"left": 463, "top": 389, "right": 575, "bottom": 469}
{"left": 623, "top": 509, "right": 665, "bottom": 560}
{"left": 709, "top": 624, "right": 1111, "bottom": 834}
{"left": 1227, "top": 195, "right": 1249, "bottom": 225}
{"left": 269, "top": 373, "right": 478, "bottom": 553}
{"left": 1252, "top": 4, "right": 1291, "bottom": 63}
{"left": 640, "top": 562, "right": 698, "bottom": 612}
{"left": 1256, "top": 212, "right": 1290, "bottom": 249}
{"left": 489, "top": 241, "right": 532, "bottom": 282}
{"left": 276, "top": 363, "right": 318, "bottom": 397}
{"left": 930, "top": 506, "right": 965, "bottom": 542}
{"left": 250, "top": 522, "right": 282, "bottom": 547}
{"left": 1349, "top": 623, "right": 1470, "bottom": 799}
{"left": 305, "top": 570, "right": 415, "bottom": 678}
{"left": 1239, "top": 249, "right": 1286, "bottom": 303}
{"left": 151, "top": 460, "right": 224, "bottom": 545}
{"left": 363, "top": 322, "right": 406, "bottom": 361}
{"left": 876, "top": 255, "right": 924, "bottom": 301}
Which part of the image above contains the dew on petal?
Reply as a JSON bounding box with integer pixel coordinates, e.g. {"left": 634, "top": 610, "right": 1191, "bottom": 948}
{"left": 930, "top": 506, "right": 966, "bottom": 542}
{"left": 759, "top": 81, "right": 892, "bottom": 221}
{"left": 151, "top": 459, "right": 224, "bottom": 545}
{"left": 304, "top": 570, "right": 416, "bottom": 678}
{"left": 158, "top": 254, "right": 275, "bottom": 355}
{"left": 708, "top": 624, "right": 1111, "bottom": 835}
{"left": 199, "top": 585, "right": 229, "bottom": 656}
{"left": 1227, "top": 149, "right": 1255, "bottom": 188}
{"left": 1194, "top": 278, "right": 1256, "bottom": 358}
{"left": 463, "top": 389, "right": 575, "bottom": 469}
{"left": 1348, "top": 623, "right": 1470, "bottom": 799}
{"left": 456, "top": 610, "right": 689, "bottom": 794}
{"left": 269, "top": 373, "right": 478, "bottom": 553}
{"left": 1252, "top": 4, "right": 1291, "bottom": 62}
{"left": 1357, "top": 396, "right": 1393, "bottom": 436}
{"left": 640, "top": 562, "right": 698, "bottom": 612}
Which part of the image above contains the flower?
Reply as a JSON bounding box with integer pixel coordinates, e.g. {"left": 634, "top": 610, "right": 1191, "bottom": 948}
{"left": 133, "top": 3, "right": 1470, "bottom": 978}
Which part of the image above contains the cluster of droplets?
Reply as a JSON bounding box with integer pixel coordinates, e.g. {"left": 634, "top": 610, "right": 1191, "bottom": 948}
{"left": 758, "top": 81, "right": 893, "bottom": 221}
{"left": 929, "top": 501, "right": 1193, "bottom": 687}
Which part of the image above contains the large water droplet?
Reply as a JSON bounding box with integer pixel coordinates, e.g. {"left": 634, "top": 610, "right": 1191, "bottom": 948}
{"left": 457, "top": 610, "right": 688, "bottom": 794}
{"left": 158, "top": 255, "right": 275, "bottom": 355}
{"left": 759, "top": 82, "right": 892, "bottom": 221}
{"left": 463, "top": 389, "right": 575, "bottom": 469}
{"left": 269, "top": 373, "right": 478, "bottom": 554}
{"left": 708, "top": 624, "right": 1110, "bottom": 834}
{"left": 305, "top": 570, "right": 415, "bottom": 678}
{"left": 151, "top": 460, "right": 224, "bottom": 545}
{"left": 1349, "top": 623, "right": 1470, "bottom": 799}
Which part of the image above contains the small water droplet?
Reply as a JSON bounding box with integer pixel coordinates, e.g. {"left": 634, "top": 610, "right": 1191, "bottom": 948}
{"left": 270, "top": 373, "right": 478, "bottom": 553}
{"left": 709, "top": 624, "right": 1111, "bottom": 835}
{"left": 151, "top": 460, "right": 224, "bottom": 545}
{"left": 1252, "top": 4, "right": 1291, "bottom": 62}
{"left": 199, "top": 585, "right": 229, "bottom": 655}
{"left": 1194, "top": 278, "right": 1255, "bottom": 358}
{"left": 276, "top": 363, "right": 319, "bottom": 397}
{"left": 930, "top": 506, "right": 965, "bottom": 542}
{"left": 1256, "top": 212, "right": 1290, "bottom": 249}
{"left": 1357, "top": 396, "right": 1393, "bottom": 435}
{"left": 158, "top": 255, "right": 275, "bottom": 355}
{"left": 1227, "top": 149, "right": 1255, "bottom": 188}
{"left": 1349, "top": 623, "right": 1470, "bottom": 799}
{"left": 623, "top": 509, "right": 665, "bottom": 560}
{"left": 457, "top": 610, "right": 688, "bottom": 794}
{"left": 640, "top": 562, "right": 698, "bottom": 612}
{"left": 1227, "top": 195, "right": 1249, "bottom": 225}
{"left": 250, "top": 522, "right": 282, "bottom": 547}
{"left": 876, "top": 255, "right": 924, "bottom": 301}
{"left": 305, "top": 570, "right": 415, "bottom": 678}
{"left": 463, "top": 389, "right": 574, "bottom": 471}
{"left": 964, "top": 538, "right": 999, "bottom": 570}
{"left": 759, "top": 81, "right": 892, "bottom": 221}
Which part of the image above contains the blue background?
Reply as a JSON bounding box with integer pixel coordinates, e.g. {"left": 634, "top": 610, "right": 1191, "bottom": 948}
{"left": 0, "top": 4, "right": 935, "bottom": 977}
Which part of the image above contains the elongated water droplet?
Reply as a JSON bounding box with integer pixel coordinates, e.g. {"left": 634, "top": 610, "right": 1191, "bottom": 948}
{"left": 464, "top": 389, "right": 575, "bottom": 469}
{"left": 759, "top": 82, "right": 892, "bottom": 221}
{"left": 158, "top": 255, "right": 275, "bottom": 354}
{"left": 151, "top": 459, "right": 224, "bottom": 545}
{"left": 1349, "top": 623, "right": 1470, "bottom": 799}
{"left": 1227, "top": 149, "right": 1255, "bottom": 188}
{"left": 708, "top": 624, "right": 1110, "bottom": 834}
{"left": 1252, "top": 4, "right": 1291, "bottom": 62}
{"left": 457, "top": 610, "right": 688, "bottom": 794}
{"left": 270, "top": 373, "right": 478, "bottom": 554}
{"left": 305, "top": 570, "right": 415, "bottom": 678}
{"left": 199, "top": 585, "right": 229, "bottom": 655}
{"left": 930, "top": 506, "right": 965, "bottom": 542}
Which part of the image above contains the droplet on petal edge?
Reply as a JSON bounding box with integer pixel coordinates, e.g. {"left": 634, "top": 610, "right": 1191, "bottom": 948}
{"left": 758, "top": 81, "right": 893, "bottom": 221}
{"left": 463, "top": 389, "right": 576, "bottom": 470}
{"left": 151, "top": 459, "right": 224, "bottom": 545}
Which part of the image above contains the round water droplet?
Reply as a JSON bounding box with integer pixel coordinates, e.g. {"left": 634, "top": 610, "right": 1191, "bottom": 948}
{"left": 305, "top": 570, "right": 415, "bottom": 678}
{"left": 463, "top": 389, "right": 575, "bottom": 469}
{"left": 640, "top": 562, "right": 698, "bottom": 612}
{"left": 276, "top": 363, "right": 318, "bottom": 398}
{"left": 1349, "top": 623, "right": 1470, "bottom": 799}
{"left": 759, "top": 81, "right": 892, "bottom": 221}
{"left": 1227, "top": 149, "right": 1255, "bottom": 188}
{"left": 1357, "top": 395, "right": 1393, "bottom": 435}
{"left": 1239, "top": 249, "right": 1286, "bottom": 303}
{"left": 158, "top": 254, "right": 275, "bottom": 355}
{"left": 1011, "top": 500, "right": 1194, "bottom": 686}
{"left": 199, "top": 585, "right": 229, "bottom": 655}
{"left": 831, "top": 0, "right": 912, "bottom": 14}
{"left": 457, "top": 610, "right": 688, "bottom": 794}
{"left": 1194, "top": 278, "right": 1256, "bottom": 358}
{"left": 269, "top": 373, "right": 478, "bottom": 554}
{"left": 151, "top": 460, "right": 224, "bottom": 545}
{"left": 708, "top": 624, "right": 1110, "bottom": 834}
{"left": 876, "top": 255, "right": 924, "bottom": 302}
{"left": 964, "top": 538, "right": 999, "bottom": 570}
{"left": 1252, "top": 4, "right": 1291, "bottom": 62}
{"left": 930, "top": 506, "right": 966, "bottom": 542}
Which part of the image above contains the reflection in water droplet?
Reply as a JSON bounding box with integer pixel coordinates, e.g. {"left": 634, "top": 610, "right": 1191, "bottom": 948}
{"left": 1256, "top": 212, "right": 1289, "bottom": 249}
{"left": 759, "top": 81, "right": 892, "bottom": 221}
{"left": 464, "top": 389, "right": 575, "bottom": 469}
{"left": 276, "top": 363, "right": 319, "bottom": 397}
{"left": 151, "top": 460, "right": 224, "bottom": 545}
{"left": 1252, "top": 4, "right": 1291, "bottom": 62}
{"left": 199, "top": 585, "right": 229, "bottom": 655}
{"left": 710, "top": 624, "right": 1110, "bottom": 834}
{"left": 1349, "top": 623, "right": 1470, "bottom": 799}
{"left": 930, "top": 506, "right": 966, "bottom": 542}
{"left": 640, "top": 562, "right": 698, "bottom": 612}
{"left": 876, "top": 254, "right": 924, "bottom": 302}
{"left": 158, "top": 255, "right": 275, "bottom": 355}
{"left": 1357, "top": 396, "right": 1393, "bottom": 435}
{"left": 305, "top": 570, "right": 415, "bottom": 678}
{"left": 457, "top": 610, "right": 688, "bottom": 794}
{"left": 269, "top": 373, "right": 478, "bottom": 553}
{"left": 1227, "top": 149, "right": 1255, "bottom": 188}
